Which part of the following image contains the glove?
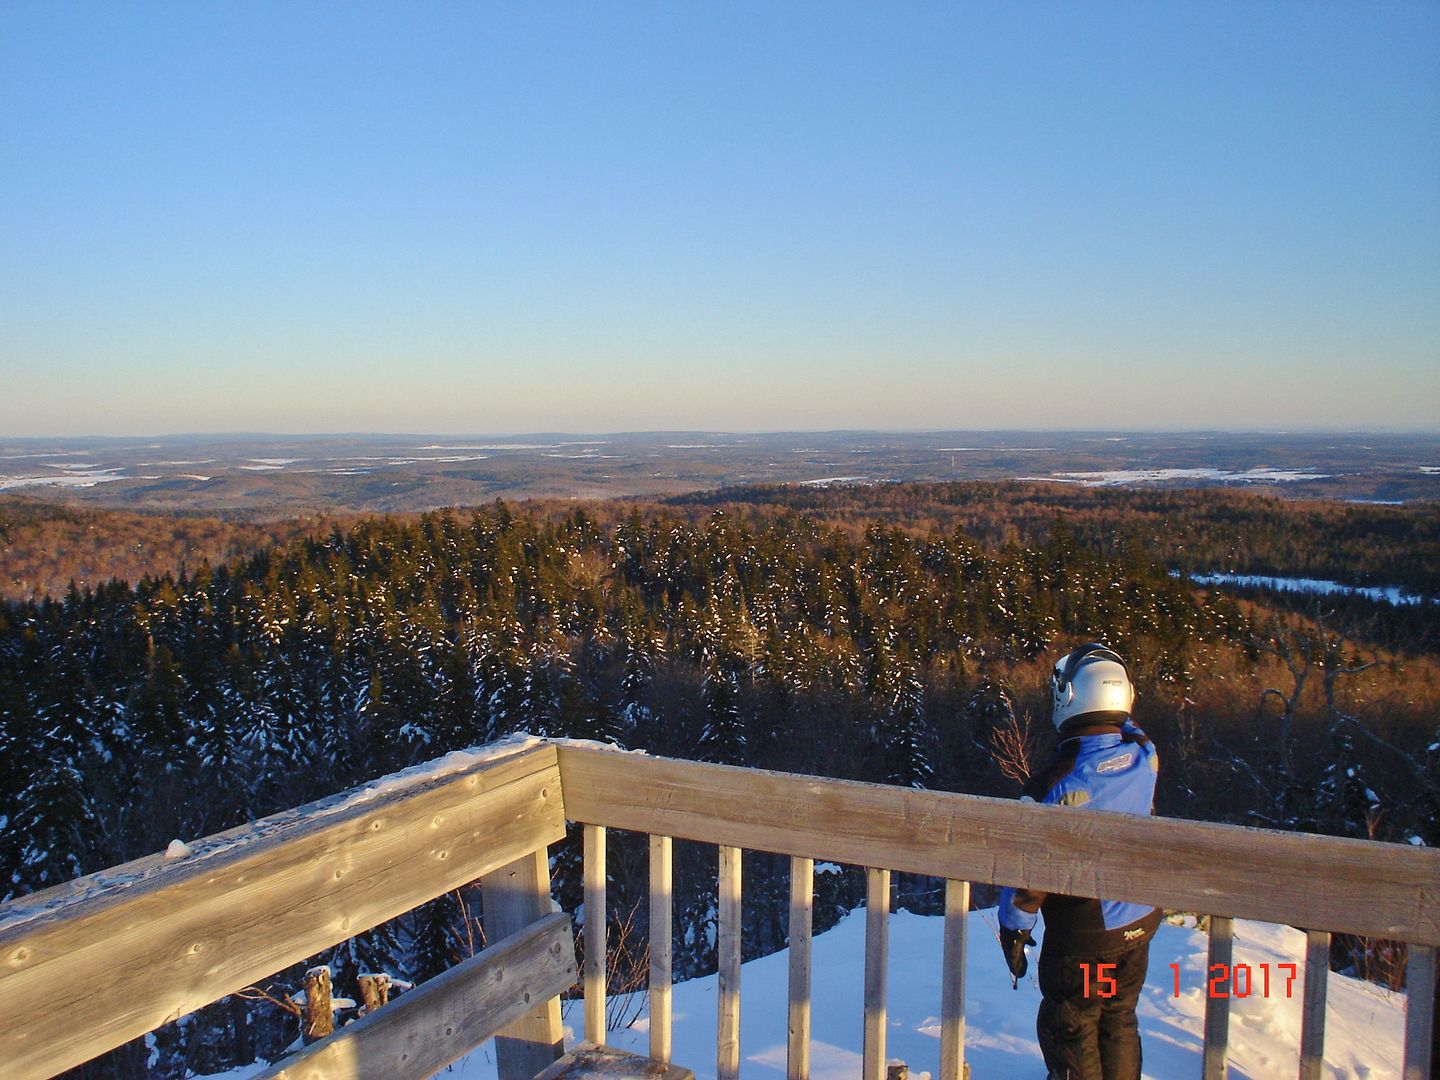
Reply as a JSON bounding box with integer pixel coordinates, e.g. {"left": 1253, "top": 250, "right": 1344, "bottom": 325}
{"left": 1000, "top": 927, "right": 1037, "bottom": 983}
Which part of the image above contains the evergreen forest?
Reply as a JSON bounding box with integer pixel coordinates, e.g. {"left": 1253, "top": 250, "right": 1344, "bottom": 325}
{"left": 1, "top": 487, "right": 1436, "bottom": 1077}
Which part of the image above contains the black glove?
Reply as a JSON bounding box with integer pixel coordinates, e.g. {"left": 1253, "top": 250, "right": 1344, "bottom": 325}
{"left": 1000, "top": 927, "right": 1037, "bottom": 983}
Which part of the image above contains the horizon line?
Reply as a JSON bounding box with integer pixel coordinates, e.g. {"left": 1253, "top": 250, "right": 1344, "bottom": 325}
{"left": 2, "top": 425, "right": 1439, "bottom": 442}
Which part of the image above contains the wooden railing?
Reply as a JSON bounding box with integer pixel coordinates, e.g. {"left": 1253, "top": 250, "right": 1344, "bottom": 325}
{"left": 0, "top": 738, "right": 570, "bottom": 1080}
{"left": 556, "top": 742, "right": 1440, "bottom": 1080}
{"left": 1, "top": 736, "right": 1436, "bottom": 1080}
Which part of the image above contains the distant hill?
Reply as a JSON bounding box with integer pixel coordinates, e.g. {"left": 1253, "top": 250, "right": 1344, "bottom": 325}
{"left": 0, "top": 497, "right": 358, "bottom": 601}
{"left": 1, "top": 430, "right": 1437, "bottom": 515}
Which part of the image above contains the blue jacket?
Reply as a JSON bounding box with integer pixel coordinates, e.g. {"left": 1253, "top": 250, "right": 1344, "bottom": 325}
{"left": 998, "top": 720, "right": 1161, "bottom": 950}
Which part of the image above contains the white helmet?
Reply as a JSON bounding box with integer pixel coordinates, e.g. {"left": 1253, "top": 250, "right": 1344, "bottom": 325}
{"left": 1051, "top": 643, "right": 1134, "bottom": 731}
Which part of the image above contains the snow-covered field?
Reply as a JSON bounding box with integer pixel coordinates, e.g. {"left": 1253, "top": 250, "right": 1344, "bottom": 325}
{"left": 1035, "top": 467, "right": 1330, "bottom": 487}
{"left": 424, "top": 909, "right": 1404, "bottom": 1080}
{"left": 1186, "top": 571, "right": 1431, "bottom": 607}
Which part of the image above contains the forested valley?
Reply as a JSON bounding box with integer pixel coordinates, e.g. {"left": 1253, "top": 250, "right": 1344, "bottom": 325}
{"left": 1, "top": 486, "right": 1436, "bottom": 1077}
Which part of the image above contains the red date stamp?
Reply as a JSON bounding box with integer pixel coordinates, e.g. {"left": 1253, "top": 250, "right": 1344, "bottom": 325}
{"left": 1077, "top": 962, "right": 1299, "bottom": 998}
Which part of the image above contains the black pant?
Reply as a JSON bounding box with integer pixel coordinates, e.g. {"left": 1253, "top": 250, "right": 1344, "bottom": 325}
{"left": 1036, "top": 935, "right": 1151, "bottom": 1080}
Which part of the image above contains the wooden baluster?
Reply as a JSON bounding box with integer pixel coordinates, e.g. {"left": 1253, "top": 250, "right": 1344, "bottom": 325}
{"left": 938, "top": 879, "right": 969, "bottom": 1080}
{"left": 1299, "top": 929, "right": 1329, "bottom": 1080}
{"left": 584, "top": 824, "right": 607, "bottom": 1045}
{"left": 481, "top": 847, "right": 566, "bottom": 1078}
{"left": 863, "top": 868, "right": 891, "bottom": 1080}
{"left": 788, "top": 856, "right": 814, "bottom": 1080}
{"left": 718, "top": 845, "right": 743, "bottom": 1080}
{"left": 1403, "top": 944, "right": 1436, "bottom": 1080}
{"left": 1201, "top": 916, "right": 1233, "bottom": 1080}
{"left": 649, "top": 835, "right": 673, "bottom": 1064}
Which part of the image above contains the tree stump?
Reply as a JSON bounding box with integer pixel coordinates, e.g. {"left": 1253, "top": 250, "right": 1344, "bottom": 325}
{"left": 302, "top": 966, "right": 334, "bottom": 1044}
{"left": 358, "top": 972, "right": 391, "bottom": 1014}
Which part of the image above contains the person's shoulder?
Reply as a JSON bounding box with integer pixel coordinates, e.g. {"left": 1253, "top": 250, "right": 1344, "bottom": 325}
{"left": 1022, "top": 744, "right": 1083, "bottom": 803}
{"left": 1123, "top": 720, "right": 1160, "bottom": 773}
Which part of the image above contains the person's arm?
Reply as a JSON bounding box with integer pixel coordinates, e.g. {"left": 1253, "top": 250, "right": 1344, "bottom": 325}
{"left": 996, "top": 755, "right": 1091, "bottom": 979}
{"left": 996, "top": 787, "right": 1050, "bottom": 980}
{"left": 999, "top": 884, "right": 1046, "bottom": 927}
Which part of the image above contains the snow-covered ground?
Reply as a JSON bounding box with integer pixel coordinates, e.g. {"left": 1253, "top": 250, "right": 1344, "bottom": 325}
{"left": 1031, "top": 467, "right": 1330, "bottom": 487}
{"left": 1186, "top": 571, "right": 1431, "bottom": 607}
{"left": 799, "top": 477, "right": 871, "bottom": 487}
{"left": 0, "top": 467, "right": 130, "bottom": 490}
{"left": 423, "top": 909, "right": 1404, "bottom": 1080}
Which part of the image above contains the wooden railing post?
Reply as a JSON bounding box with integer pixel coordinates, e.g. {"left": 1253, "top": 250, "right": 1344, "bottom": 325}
{"left": 480, "top": 847, "right": 566, "bottom": 1079}
{"left": 788, "top": 856, "right": 814, "bottom": 1080}
{"left": 1201, "top": 916, "right": 1233, "bottom": 1080}
{"left": 1404, "top": 944, "right": 1437, "bottom": 1080}
{"left": 584, "top": 824, "right": 607, "bottom": 1045}
{"left": 718, "top": 845, "right": 743, "bottom": 1080}
{"left": 649, "top": 834, "right": 673, "bottom": 1064}
{"left": 1299, "top": 929, "right": 1330, "bottom": 1080}
{"left": 863, "top": 867, "right": 891, "bottom": 1080}
{"left": 938, "top": 879, "right": 969, "bottom": 1080}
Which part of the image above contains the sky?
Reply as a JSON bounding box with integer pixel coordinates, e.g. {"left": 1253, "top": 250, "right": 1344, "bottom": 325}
{"left": 1, "top": 2, "right": 1437, "bottom": 436}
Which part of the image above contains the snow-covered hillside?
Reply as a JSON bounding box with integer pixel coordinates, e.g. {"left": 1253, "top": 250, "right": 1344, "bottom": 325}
{"left": 440, "top": 909, "right": 1405, "bottom": 1080}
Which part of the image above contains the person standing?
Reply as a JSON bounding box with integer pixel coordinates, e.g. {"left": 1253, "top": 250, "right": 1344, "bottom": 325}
{"left": 997, "top": 643, "right": 1161, "bottom": 1080}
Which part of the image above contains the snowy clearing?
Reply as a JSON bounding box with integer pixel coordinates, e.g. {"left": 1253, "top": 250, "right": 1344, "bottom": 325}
{"left": 1050, "top": 467, "right": 1329, "bottom": 487}
{"left": 1186, "top": 571, "right": 1431, "bottom": 607}
{"left": 205, "top": 908, "right": 1405, "bottom": 1080}
{"left": 413, "top": 443, "right": 564, "bottom": 450}
{"left": 0, "top": 470, "right": 129, "bottom": 490}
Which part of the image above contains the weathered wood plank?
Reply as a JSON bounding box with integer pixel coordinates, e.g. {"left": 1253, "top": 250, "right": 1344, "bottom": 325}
{"left": 863, "top": 868, "right": 890, "bottom": 1080}
{"left": 255, "top": 912, "right": 576, "bottom": 1080}
{"left": 1403, "top": 945, "right": 1436, "bottom": 1080}
{"left": 0, "top": 743, "right": 565, "bottom": 1080}
{"left": 718, "top": 845, "right": 742, "bottom": 1080}
{"left": 1299, "top": 929, "right": 1329, "bottom": 1080}
{"left": 649, "top": 834, "right": 673, "bottom": 1065}
{"left": 938, "top": 879, "right": 968, "bottom": 1080}
{"left": 535, "top": 1041, "right": 696, "bottom": 1079}
{"left": 555, "top": 745, "right": 1440, "bottom": 945}
{"left": 787, "top": 856, "right": 813, "bottom": 1080}
{"left": 585, "top": 823, "right": 607, "bottom": 1046}
{"left": 481, "top": 847, "right": 566, "bottom": 1079}
{"left": 1201, "top": 916, "right": 1233, "bottom": 1080}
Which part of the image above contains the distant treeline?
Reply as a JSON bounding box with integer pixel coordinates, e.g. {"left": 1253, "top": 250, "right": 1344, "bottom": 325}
{"left": 7, "top": 483, "right": 1438, "bottom": 605}
{"left": 2, "top": 494, "right": 1436, "bottom": 1077}
{"left": 673, "top": 482, "right": 1440, "bottom": 596}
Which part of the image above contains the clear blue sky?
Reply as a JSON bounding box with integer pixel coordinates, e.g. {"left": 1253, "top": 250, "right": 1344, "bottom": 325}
{"left": 2, "top": 2, "right": 1437, "bottom": 435}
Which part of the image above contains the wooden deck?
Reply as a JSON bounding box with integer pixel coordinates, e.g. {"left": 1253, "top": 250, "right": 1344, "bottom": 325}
{"left": 0, "top": 736, "right": 1435, "bottom": 1080}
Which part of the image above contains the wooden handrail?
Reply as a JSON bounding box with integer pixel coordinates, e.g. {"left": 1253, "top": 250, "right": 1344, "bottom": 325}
{"left": 556, "top": 743, "right": 1440, "bottom": 946}
{"left": 0, "top": 740, "right": 565, "bottom": 1080}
